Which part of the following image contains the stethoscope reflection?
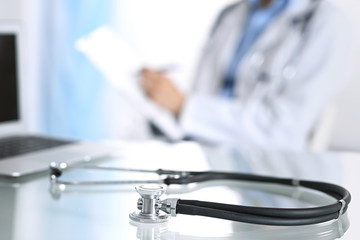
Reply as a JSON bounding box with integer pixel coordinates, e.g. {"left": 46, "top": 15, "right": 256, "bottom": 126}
{"left": 129, "top": 213, "right": 349, "bottom": 240}
{"left": 130, "top": 214, "right": 350, "bottom": 240}
{"left": 129, "top": 221, "right": 171, "bottom": 240}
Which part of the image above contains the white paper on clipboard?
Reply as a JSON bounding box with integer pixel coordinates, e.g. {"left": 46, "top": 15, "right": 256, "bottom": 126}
{"left": 75, "top": 26, "right": 184, "bottom": 140}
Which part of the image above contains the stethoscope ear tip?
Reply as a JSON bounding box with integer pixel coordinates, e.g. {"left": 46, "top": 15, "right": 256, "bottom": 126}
{"left": 49, "top": 162, "right": 63, "bottom": 178}
{"left": 50, "top": 167, "right": 62, "bottom": 178}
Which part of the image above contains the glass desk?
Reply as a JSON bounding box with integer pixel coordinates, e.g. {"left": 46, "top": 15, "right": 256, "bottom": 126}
{"left": 0, "top": 141, "right": 358, "bottom": 240}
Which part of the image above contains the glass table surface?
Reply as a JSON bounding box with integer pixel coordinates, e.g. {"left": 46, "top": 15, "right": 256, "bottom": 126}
{"left": 0, "top": 141, "right": 359, "bottom": 240}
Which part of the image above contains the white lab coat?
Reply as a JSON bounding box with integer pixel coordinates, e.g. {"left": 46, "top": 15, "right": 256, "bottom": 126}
{"left": 178, "top": 0, "right": 352, "bottom": 150}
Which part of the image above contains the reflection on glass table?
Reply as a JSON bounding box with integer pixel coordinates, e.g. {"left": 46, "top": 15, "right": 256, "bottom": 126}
{"left": 0, "top": 142, "right": 357, "bottom": 240}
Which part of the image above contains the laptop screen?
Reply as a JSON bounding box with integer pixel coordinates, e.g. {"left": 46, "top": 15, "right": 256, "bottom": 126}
{"left": 0, "top": 34, "right": 19, "bottom": 123}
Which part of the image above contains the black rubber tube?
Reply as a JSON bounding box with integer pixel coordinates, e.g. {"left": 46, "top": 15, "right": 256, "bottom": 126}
{"left": 163, "top": 171, "right": 351, "bottom": 226}
{"left": 176, "top": 203, "right": 340, "bottom": 226}
{"left": 177, "top": 199, "right": 340, "bottom": 219}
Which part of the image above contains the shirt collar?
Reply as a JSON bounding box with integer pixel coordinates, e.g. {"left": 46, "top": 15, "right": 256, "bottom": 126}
{"left": 247, "top": 0, "right": 292, "bottom": 9}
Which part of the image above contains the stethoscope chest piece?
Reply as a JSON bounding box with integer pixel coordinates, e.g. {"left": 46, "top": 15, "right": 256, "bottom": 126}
{"left": 129, "top": 184, "right": 171, "bottom": 224}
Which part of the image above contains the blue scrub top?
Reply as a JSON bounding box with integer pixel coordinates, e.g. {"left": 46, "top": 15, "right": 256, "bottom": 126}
{"left": 221, "top": 0, "right": 290, "bottom": 98}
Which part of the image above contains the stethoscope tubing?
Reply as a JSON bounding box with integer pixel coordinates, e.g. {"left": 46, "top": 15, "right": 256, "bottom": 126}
{"left": 164, "top": 171, "right": 350, "bottom": 226}
{"left": 50, "top": 164, "right": 351, "bottom": 226}
{"left": 176, "top": 201, "right": 341, "bottom": 226}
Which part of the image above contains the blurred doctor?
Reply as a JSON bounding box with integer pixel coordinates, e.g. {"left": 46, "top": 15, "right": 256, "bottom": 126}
{"left": 140, "top": 0, "right": 352, "bottom": 150}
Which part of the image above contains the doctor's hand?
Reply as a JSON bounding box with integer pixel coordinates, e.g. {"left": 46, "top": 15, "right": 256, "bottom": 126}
{"left": 140, "top": 68, "right": 185, "bottom": 116}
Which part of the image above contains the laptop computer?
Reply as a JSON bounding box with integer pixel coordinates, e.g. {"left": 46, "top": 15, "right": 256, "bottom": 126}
{"left": 0, "top": 22, "right": 113, "bottom": 177}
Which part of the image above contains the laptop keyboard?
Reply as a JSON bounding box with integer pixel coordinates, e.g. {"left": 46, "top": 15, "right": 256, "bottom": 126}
{"left": 0, "top": 136, "right": 74, "bottom": 159}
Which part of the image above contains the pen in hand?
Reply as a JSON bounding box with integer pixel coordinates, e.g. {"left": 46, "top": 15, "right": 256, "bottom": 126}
{"left": 139, "top": 66, "right": 185, "bottom": 116}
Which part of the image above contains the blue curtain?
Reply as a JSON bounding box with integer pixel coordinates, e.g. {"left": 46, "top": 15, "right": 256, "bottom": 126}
{"left": 40, "top": 0, "right": 117, "bottom": 140}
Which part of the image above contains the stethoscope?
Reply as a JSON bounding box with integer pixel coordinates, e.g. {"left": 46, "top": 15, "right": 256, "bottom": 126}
{"left": 243, "top": 0, "right": 322, "bottom": 93}
{"left": 49, "top": 161, "right": 351, "bottom": 226}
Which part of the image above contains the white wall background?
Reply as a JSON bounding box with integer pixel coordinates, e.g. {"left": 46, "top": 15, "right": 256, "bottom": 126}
{"left": 327, "top": 0, "right": 360, "bottom": 151}
{"left": 0, "top": 0, "right": 21, "bottom": 19}
{"left": 1, "top": 0, "right": 360, "bottom": 151}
